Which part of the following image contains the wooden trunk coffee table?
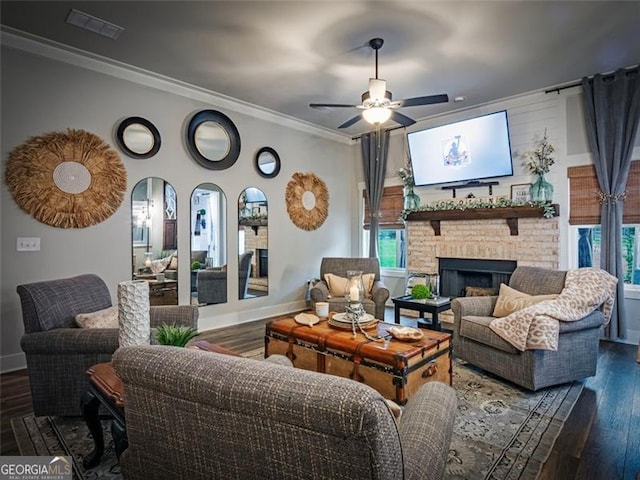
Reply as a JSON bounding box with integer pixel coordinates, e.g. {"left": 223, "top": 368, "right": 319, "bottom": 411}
{"left": 265, "top": 314, "right": 452, "bottom": 405}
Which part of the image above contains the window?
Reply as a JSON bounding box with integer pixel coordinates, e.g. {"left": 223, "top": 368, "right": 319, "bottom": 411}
{"left": 574, "top": 226, "right": 640, "bottom": 285}
{"left": 362, "top": 186, "right": 406, "bottom": 269}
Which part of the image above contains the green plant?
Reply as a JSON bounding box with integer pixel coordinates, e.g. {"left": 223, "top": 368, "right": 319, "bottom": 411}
{"left": 155, "top": 324, "right": 198, "bottom": 347}
{"left": 191, "top": 260, "right": 201, "bottom": 270}
{"left": 411, "top": 284, "right": 431, "bottom": 300}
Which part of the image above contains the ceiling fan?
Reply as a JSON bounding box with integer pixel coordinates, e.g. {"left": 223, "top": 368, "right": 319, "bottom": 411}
{"left": 309, "top": 38, "right": 449, "bottom": 129}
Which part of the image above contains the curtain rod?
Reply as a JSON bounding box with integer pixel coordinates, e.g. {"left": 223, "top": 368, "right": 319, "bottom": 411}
{"left": 544, "top": 67, "right": 639, "bottom": 95}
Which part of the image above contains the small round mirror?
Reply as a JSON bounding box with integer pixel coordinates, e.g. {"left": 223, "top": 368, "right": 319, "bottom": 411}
{"left": 116, "top": 117, "right": 161, "bottom": 159}
{"left": 255, "top": 147, "right": 281, "bottom": 178}
{"left": 186, "top": 110, "right": 241, "bottom": 170}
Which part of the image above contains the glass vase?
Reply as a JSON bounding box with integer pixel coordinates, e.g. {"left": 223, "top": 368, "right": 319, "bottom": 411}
{"left": 344, "top": 270, "right": 365, "bottom": 305}
{"left": 403, "top": 185, "right": 420, "bottom": 210}
{"left": 529, "top": 174, "right": 553, "bottom": 202}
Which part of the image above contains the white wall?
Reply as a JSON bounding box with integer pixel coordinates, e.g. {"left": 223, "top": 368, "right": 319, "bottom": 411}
{"left": 0, "top": 40, "right": 355, "bottom": 372}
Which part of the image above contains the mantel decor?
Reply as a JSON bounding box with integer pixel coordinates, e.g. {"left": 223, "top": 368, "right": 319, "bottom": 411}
{"left": 403, "top": 200, "right": 558, "bottom": 236}
{"left": 285, "top": 172, "right": 329, "bottom": 231}
{"left": 5, "top": 129, "right": 126, "bottom": 228}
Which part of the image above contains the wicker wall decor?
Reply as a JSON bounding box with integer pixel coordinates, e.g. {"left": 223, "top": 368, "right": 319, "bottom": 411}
{"left": 285, "top": 172, "right": 329, "bottom": 231}
{"left": 5, "top": 129, "right": 127, "bottom": 228}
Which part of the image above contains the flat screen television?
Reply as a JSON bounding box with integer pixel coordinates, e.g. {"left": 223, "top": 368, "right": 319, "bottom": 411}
{"left": 407, "top": 110, "right": 514, "bottom": 187}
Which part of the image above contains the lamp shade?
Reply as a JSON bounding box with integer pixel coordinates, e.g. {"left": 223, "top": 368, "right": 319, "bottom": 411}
{"left": 362, "top": 106, "right": 392, "bottom": 125}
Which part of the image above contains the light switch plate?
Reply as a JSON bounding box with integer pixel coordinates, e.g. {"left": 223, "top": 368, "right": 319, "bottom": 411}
{"left": 17, "top": 237, "right": 40, "bottom": 251}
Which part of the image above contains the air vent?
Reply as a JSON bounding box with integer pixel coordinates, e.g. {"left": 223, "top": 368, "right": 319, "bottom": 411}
{"left": 65, "top": 8, "right": 124, "bottom": 40}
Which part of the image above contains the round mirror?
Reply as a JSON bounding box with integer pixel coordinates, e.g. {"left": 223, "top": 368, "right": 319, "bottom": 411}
{"left": 195, "top": 121, "right": 230, "bottom": 160}
{"left": 186, "top": 110, "right": 241, "bottom": 170}
{"left": 255, "top": 147, "right": 281, "bottom": 178}
{"left": 116, "top": 117, "right": 161, "bottom": 159}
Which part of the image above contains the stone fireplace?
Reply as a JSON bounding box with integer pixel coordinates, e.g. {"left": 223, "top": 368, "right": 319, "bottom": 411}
{"left": 405, "top": 210, "right": 559, "bottom": 298}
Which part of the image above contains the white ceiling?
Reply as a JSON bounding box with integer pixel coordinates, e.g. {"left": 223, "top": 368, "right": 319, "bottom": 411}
{"left": 2, "top": 1, "right": 639, "bottom": 136}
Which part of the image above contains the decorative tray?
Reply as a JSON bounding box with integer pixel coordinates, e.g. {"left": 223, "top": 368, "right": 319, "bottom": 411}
{"left": 328, "top": 317, "right": 379, "bottom": 331}
{"left": 387, "top": 326, "right": 424, "bottom": 341}
{"left": 330, "top": 312, "right": 375, "bottom": 324}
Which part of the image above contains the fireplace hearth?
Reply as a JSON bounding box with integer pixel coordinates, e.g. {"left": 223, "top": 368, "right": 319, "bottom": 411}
{"left": 439, "top": 258, "right": 517, "bottom": 298}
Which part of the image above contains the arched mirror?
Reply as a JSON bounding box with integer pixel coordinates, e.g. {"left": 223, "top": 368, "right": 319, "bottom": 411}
{"left": 238, "top": 187, "right": 268, "bottom": 299}
{"left": 191, "top": 183, "right": 228, "bottom": 305}
{"left": 255, "top": 147, "right": 281, "bottom": 178}
{"left": 131, "top": 177, "right": 178, "bottom": 305}
{"left": 186, "top": 110, "right": 241, "bottom": 170}
{"left": 117, "top": 117, "right": 161, "bottom": 159}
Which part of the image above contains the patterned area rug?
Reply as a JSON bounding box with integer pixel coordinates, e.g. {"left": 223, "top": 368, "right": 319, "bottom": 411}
{"left": 11, "top": 355, "right": 581, "bottom": 480}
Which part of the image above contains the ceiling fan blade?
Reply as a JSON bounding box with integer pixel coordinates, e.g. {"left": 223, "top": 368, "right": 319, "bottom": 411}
{"left": 309, "top": 103, "right": 357, "bottom": 109}
{"left": 397, "top": 94, "right": 449, "bottom": 107}
{"left": 338, "top": 115, "right": 363, "bottom": 129}
{"left": 391, "top": 111, "right": 416, "bottom": 127}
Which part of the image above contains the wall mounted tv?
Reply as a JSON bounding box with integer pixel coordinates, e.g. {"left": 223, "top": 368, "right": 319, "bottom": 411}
{"left": 407, "top": 110, "right": 514, "bottom": 187}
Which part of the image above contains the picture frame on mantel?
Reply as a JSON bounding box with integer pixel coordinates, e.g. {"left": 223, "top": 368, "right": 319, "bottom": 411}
{"left": 511, "top": 184, "right": 531, "bottom": 202}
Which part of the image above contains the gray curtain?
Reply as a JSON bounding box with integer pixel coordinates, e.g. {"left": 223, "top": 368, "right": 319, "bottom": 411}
{"left": 581, "top": 67, "right": 640, "bottom": 340}
{"left": 361, "top": 129, "right": 390, "bottom": 258}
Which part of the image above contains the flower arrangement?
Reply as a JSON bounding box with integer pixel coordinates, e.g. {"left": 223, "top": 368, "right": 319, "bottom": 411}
{"left": 397, "top": 162, "right": 415, "bottom": 187}
{"left": 521, "top": 129, "right": 555, "bottom": 175}
{"left": 399, "top": 198, "right": 557, "bottom": 220}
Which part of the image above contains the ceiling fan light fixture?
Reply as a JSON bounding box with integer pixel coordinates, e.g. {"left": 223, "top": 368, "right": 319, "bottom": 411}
{"left": 368, "top": 78, "right": 387, "bottom": 102}
{"left": 362, "top": 106, "right": 392, "bottom": 125}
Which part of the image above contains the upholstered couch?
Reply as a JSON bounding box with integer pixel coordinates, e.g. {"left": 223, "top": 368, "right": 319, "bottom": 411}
{"left": 310, "top": 257, "right": 390, "bottom": 320}
{"left": 17, "top": 274, "right": 199, "bottom": 416}
{"left": 196, "top": 251, "right": 253, "bottom": 303}
{"left": 451, "top": 266, "right": 605, "bottom": 391}
{"left": 113, "top": 345, "right": 457, "bottom": 480}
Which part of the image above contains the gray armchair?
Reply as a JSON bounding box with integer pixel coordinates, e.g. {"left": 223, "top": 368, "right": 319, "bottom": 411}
{"left": 310, "top": 257, "right": 390, "bottom": 320}
{"left": 451, "top": 266, "right": 605, "bottom": 391}
{"left": 196, "top": 269, "right": 227, "bottom": 304}
{"left": 113, "top": 345, "right": 457, "bottom": 480}
{"left": 17, "top": 274, "right": 199, "bottom": 416}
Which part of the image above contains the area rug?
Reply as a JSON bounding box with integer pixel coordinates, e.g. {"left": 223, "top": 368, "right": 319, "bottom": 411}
{"left": 10, "top": 355, "right": 581, "bottom": 480}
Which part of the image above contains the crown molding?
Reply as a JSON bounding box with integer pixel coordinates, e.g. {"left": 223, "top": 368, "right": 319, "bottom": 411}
{"left": 1, "top": 27, "right": 351, "bottom": 145}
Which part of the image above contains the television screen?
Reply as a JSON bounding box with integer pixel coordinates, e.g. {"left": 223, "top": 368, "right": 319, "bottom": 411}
{"left": 407, "top": 110, "right": 513, "bottom": 187}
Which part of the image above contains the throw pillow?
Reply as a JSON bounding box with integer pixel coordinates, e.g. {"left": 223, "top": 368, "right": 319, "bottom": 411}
{"left": 75, "top": 306, "right": 119, "bottom": 329}
{"left": 324, "top": 273, "right": 375, "bottom": 298}
{"left": 492, "top": 283, "right": 558, "bottom": 317}
{"left": 168, "top": 254, "right": 178, "bottom": 270}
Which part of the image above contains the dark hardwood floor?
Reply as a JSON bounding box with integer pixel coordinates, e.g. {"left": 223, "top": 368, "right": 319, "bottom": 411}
{"left": 2, "top": 309, "right": 639, "bottom": 480}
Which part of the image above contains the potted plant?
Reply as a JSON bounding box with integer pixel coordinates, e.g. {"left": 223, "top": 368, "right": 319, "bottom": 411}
{"left": 155, "top": 323, "right": 198, "bottom": 347}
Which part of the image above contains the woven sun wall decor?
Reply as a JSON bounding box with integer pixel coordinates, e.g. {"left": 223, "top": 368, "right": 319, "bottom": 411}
{"left": 285, "top": 172, "right": 329, "bottom": 231}
{"left": 5, "top": 129, "right": 127, "bottom": 228}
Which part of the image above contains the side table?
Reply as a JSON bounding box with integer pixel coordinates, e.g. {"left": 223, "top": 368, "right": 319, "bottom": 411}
{"left": 391, "top": 295, "right": 452, "bottom": 331}
{"left": 81, "top": 362, "right": 127, "bottom": 469}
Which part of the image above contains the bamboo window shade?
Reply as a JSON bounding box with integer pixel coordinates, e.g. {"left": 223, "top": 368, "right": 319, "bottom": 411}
{"left": 363, "top": 185, "right": 405, "bottom": 230}
{"left": 568, "top": 160, "right": 640, "bottom": 225}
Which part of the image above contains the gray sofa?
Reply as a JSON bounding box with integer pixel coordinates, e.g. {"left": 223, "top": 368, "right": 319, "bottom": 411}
{"left": 310, "top": 257, "right": 390, "bottom": 320}
{"left": 451, "top": 266, "right": 605, "bottom": 391}
{"left": 17, "top": 274, "right": 199, "bottom": 416}
{"left": 113, "top": 345, "right": 457, "bottom": 480}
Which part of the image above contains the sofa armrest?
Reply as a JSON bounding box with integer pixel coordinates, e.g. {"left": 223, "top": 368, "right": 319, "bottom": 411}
{"left": 371, "top": 280, "right": 390, "bottom": 303}
{"left": 21, "top": 329, "right": 119, "bottom": 354}
{"left": 399, "top": 382, "right": 457, "bottom": 480}
{"left": 451, "top": 296, "right": 498, "bottom": 329}
{"left": 149, "top": 305, "right": 199, "bottom": 329}
{"left": 310, "top": 281, "right": 329, "bottom": 302}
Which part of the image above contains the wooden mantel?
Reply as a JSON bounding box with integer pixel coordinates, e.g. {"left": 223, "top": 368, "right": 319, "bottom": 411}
{"left": 405, "top": 204, "right": 559, "bottom": 236}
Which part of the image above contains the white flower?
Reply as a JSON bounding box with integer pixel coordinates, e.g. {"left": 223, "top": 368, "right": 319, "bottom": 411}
{"left": 521, "top": 129, "right": 555, "bottom": 175}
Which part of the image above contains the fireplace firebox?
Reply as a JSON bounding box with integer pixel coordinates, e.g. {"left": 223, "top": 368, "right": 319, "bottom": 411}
{"left": 439, "top": 258, "right": 517, "bottom": 298}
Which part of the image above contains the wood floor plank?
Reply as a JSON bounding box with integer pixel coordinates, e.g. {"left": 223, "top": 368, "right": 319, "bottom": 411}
{"left": 624, "top": 360, "right": 640, "bottom": 480}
